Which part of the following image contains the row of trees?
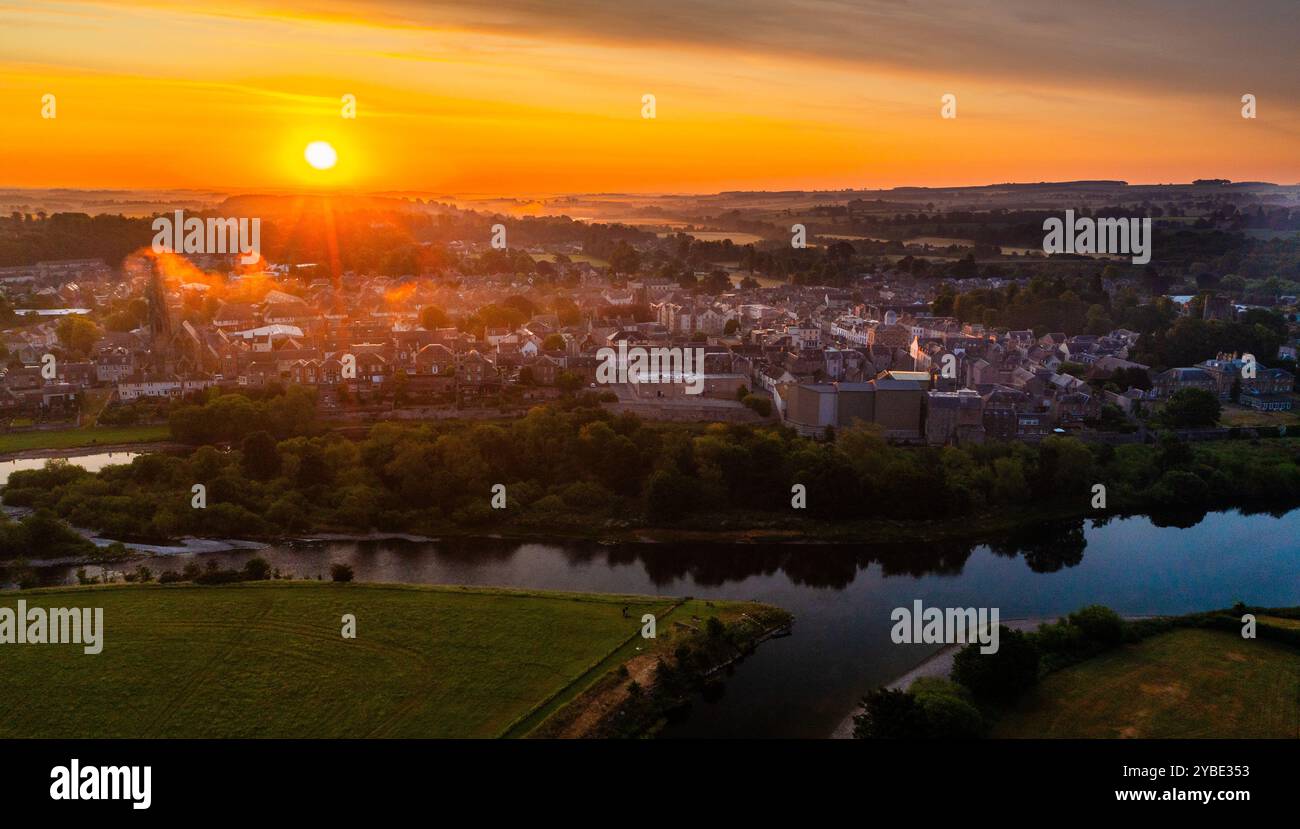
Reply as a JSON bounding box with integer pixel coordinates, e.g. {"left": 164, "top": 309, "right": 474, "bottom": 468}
{"left": 6, "top": 399, "right": 1300, "bottom": 544}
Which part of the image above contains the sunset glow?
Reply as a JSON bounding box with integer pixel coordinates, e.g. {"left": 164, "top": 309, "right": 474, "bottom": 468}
{"left": 0, "top": 1, "right": 1297, "bottom": 192}
{"left": 304, "top": 141, "right": 338, "bottom": 171}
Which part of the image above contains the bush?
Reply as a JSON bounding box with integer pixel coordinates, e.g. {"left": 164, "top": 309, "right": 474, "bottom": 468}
{"left": 910, "top": 678, "right": 986, "bottom": 738}
{"left": 645, "top": 469, "right": 700, "bottom": 521}
{"left": 1067, "top": 604, "right": 1125, "bottom": 647}
{"left": 242, "top": 556, "right": 272, "bottom": 581}
{"left": 194, "top": 567, "right": 244, "bottom": 585}
{"left": 852, "top": 687, "right": 926, "bottom": 739}
{"left": 561, "top": 480, "right": 613, "bottom": 511}
{"left": 741, "top": 394, "right": 772, "bottom": 417}
{"left": 330, "top": 562, "right": 354, "bottom": 583}
{"left": 951, "top": 627, "right": 1040, "bottom": 703}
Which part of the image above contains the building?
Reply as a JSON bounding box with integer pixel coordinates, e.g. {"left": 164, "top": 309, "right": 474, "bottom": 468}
{"left": 925, "top": 389, "right": 986, "bottom": 445}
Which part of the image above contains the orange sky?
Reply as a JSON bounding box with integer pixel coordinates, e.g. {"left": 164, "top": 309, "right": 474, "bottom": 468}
{"left": 1, "top": 0, "right": 1297, "bottom": 193}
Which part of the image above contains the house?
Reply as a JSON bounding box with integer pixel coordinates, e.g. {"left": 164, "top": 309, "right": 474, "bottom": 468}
{"left": 95, "top": 348, "right": 135, "bottom": 383}
{"left": 1153, "top": 367, "right": 1217, "bottom": 398}
{"left": 925, "top": 389, "right": 985, "bottom": 445}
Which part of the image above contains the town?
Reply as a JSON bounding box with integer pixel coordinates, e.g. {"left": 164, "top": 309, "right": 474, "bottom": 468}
{"left": 0, "top": 195, "right": 1294, "bottom": 449}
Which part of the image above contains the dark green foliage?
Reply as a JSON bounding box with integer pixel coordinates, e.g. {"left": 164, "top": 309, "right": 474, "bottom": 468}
{"left": 852, "top": 688, "right": 926, "bottom": 738}
{"left": 242, "top": 556, "right": 272, "bottom": 581}
{"left": 240, "top": 431, "right": 282, "bottom": 480}
{"left": 0, "top": 510, "right": 96, "bottom": 560}
{"left": 951, "top": 627, "right": 1040, "bottom": 703}
{"left": 1159, "top": 388, "right": 1221, "bottom": 429}
{"left": 741, "top": 394, "right": 772, "bottom": 416}
{"left": 5, "top": 401, "right": 1300, "bottom": 544}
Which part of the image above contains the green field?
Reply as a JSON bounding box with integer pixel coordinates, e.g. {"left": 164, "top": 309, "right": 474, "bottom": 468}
{"left": 0, "top": 582, "right": 759, "bottom": 738}
{"left": 1219, "top": 405, "right": 1300, "bottom": 428}
{"left": 533, "top": 253, "right": 609, "bottom": 267}
{"left": 993, "top": 629, "right": 1300, "bottom": 738}
{"left": 0, "top": 424, "right": 171, "bottom": 454}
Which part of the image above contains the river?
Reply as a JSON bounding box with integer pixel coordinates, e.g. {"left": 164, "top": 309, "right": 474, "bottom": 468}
{"left": 0, "top": 449, "right": 143, "bottom": 486}
{"left": 19, "top": 504, "right": 1300, "bottom": 738}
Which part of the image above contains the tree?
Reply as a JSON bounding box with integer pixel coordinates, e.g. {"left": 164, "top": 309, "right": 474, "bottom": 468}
{"left": 951, "top": 627, "right": 1040, "bottom": 703}
{"left": 56, "top": 315, "right": 99, "bottom": 358}
{"left": 608, "top": 241, "right": 641, "bottom": 275}
{"left": 419, "top": 305, "right": 449, "bottom": 329}
{"left": 645, "top": 469, "right": 699, "bottom": 521}
{"left": 240, "top": 431, "right": 281, "bottom": 480}
{"left": 909, "top": 677, "right": 986, "bottom": 738}
{"left": 556, "top": 371, "right": 582, "bottom": 394}
{"left": 242, "top": 556, "right": 272, "bottom": 580}
{"left": 1159, "top": 388, "right": 1221, "bottom": 429}
{"left": 1066, "top": 605, "right": 1125, "bottom": 647}
{"left": 852, "top": 688, "right": 926, "bottom": 738}
{"left": 702, "top": 270, "right": 731, "bottom": 294}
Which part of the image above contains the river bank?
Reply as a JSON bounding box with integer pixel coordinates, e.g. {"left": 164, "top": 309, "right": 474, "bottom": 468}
{"left": 9, "top": 508, "right": 1299, "bottom": 737}
{"left": 3, "top": 497, "right": 1295, "bottom": 568}
{"left": 0, "top": 441, "right": 185, "bottom": 462}
{"left": 827, "top": 615, "right": 1157, "bottom": 739}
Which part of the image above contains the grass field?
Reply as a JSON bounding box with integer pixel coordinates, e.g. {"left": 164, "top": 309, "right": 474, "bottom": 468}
{"left": 993, "top": 629, "right": 1300, "bottom": 739}
{"left": 532, "top": 253, "right": 609, "bottom": 267}
{"left": 0, "top": 581, "right": 764, "bottom": 738}
{"left": 0, "top": 424, "right": 171, "bottom": 454}
{"left": 1219, "top": 405, "right": 1300, "bottom": 428}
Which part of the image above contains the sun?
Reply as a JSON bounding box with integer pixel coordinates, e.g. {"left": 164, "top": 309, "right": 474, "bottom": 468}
{"left": 304, "top": 141, "right": 338, "bottom": 171}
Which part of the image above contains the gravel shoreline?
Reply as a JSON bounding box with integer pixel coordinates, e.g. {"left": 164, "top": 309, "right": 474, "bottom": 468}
{"left": 826, "top": 617, "right": 1155, "bottom": 739}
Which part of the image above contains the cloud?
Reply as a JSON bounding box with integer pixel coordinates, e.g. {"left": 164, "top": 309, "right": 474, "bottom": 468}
{"left": 229, "top": 0, "right": 1300, "bottom": 101}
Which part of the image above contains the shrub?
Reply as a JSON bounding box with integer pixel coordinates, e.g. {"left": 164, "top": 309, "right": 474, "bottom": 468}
{"left": 242, "top": 557, "right": 272, "bottom": 581}
{"left": 1067, "top": 604, "right": 1125, "bottom": 647}
{"left": 951, "top": 627, "right": 1040, "bottom": 703}
{"left": 561, "top": 480, "right": 613, "bottom": 510}
{"left": 330, "top": 562, "right": 354, "bottom": 583}
{"left": 852, "top": 688, "right": 926, "bottom": 739}
{"left": 741, "top": 394, "right": 772, "bottom": 417}
{"left": 910, "top": 678, "right": 987, "bottom": 738}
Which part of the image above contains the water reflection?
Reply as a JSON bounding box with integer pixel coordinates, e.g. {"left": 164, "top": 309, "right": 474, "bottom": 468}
{"left": 5, "top": 508, "right": 1298, "bottom": 738}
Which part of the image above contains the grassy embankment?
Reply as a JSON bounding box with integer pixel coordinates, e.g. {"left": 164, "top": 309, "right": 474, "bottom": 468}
{"left": 0, "top": 424, "right": 171, "bottom": 454}
{"left": 993, "top": 623, "right": 1300, "bottom": 738}
{"left": 0, "top": 581, "right": 786, "bottom": 738}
